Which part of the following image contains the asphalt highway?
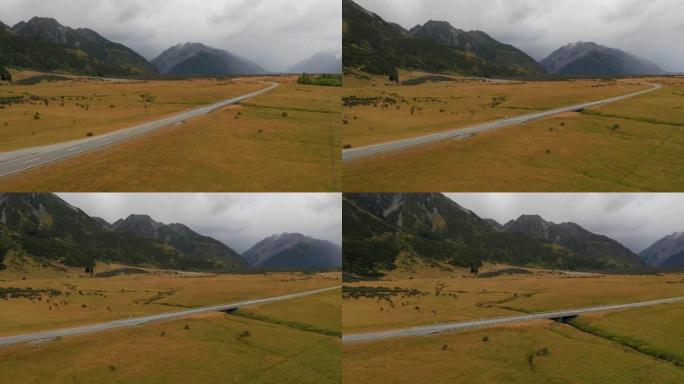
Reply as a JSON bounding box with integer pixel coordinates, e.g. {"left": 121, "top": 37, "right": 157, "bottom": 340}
{"left": 0, "top": 285, "right": 340, "bottom": 348}
{"left": 342, "top": 295, "right": 684, "bottom": 343}
{"left": 0, "top": 82, "right": 279, "bottom": 178}
{"left": 342, "top": 82, "right": 662, "bottom": 161}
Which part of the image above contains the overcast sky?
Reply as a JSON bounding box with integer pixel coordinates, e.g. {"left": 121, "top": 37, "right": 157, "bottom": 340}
{"left": 0, "top": 0, "right": 341, "bottom": 72}
{"left": 58, "top": 193, "right": 341, "bottom": 253}
{"left": 355, "top": 0, "right": 684, "bottom": 72}
{"left": 446, "top": 193, "right": 684, "bottom": 253}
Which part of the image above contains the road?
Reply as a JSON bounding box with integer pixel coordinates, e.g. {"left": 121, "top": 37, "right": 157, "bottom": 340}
{"left": 342, "top": 295, "right": 684, "bottom": 343}
{"left": 0, "top": 82, "right": 279, "bottom": 178}
{"left": 0, "top": 285, "right": 340, "bottom": 348}
{"left": 342, "top": 82, "right": 662, "bottom": 161}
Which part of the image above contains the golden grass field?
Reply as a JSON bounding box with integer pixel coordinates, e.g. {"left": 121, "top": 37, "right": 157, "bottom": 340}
{"left": 343, "top": 74, "right": 684, "bottom": 192}
{"left": 342, "top": 70, "right": 646, "bottom": 148}
{"left": 0, "top": 258, "right": 340, "bottom": 336}
{"left": 342, "top": 267, "right": 684, "bottom": 333}
{"left": 343, "top": 313, "right": 684, "bottom": 384}
{"left": 0, "top": 74, "right": 341, "bottom": 191}
{"left": 0, "top": 73, "right": 267, "bottom": 151}
{"left": 342, "top": 268, "right": 684, "bottom": 383}
{"left": 0, "top": 288, "right": 341, "bottom": 384}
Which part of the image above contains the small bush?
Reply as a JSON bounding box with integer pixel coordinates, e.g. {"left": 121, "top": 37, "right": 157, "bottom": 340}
{"left": 611, "top": 124, "right": 620, "bottom": 131}
{"left": 441, "top": 344, "right": 448, "bottom": 351}
{"left": 109, "top": 365, "right": 116, "bottom": 372}
{"left": 545, "top": 149, "right": 551, "bottom": 155}
{"left": 160, "top": 331, "right": 166, "bottom": 337}
{"left": 86, "top": 132, "right": 94, "bottom": 137}
{"left": 33, "top": 112, "right": 40, "bottom": 120}
{"left": 343, "top": 144, "right": 352, "bottom": 149}
{"left": 342, "top": 119, "right": 349, "bottom": 125}
{"left": 184, "top": 325, "right": 190, "bottom": 330}
{"left": 282, "top": 112, "right": 288, "bottom": 118}
{"left": 482, "top": 336, "right": 489, "bottom": 342}
{"left": 239, "top": 330, "right": 251, "bottom": 338}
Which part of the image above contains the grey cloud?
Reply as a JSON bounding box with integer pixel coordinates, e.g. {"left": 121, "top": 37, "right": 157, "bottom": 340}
{"left": 57, "top": 193, "right": 342, "bottom": 254}
{"left": 356, "top": 0, "right": 684, "bottom": 72}
{"left": 446, "top": 193, "right": 684, "bottom": 253}
{"left": 0, "top": 0, "right": 340, "bottom": 72}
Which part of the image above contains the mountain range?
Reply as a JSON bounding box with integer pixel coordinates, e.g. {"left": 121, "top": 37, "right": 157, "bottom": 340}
{"left": 343, "top": 193, "right": 646, "bottom": 277}
{"left": 343, "top": 0, "right": 665, "bottom": 78}
{"left": 151, "top": 42, "right": 265, "bottom": 76}
{"left": 288, "top": 51, "right": 342, "bottom": 74}
{"left": 0, "top": 17, "right": 155, "bottom": 76}
{"left": 343, "top": 0, "right": 544, "bottom": 78}
{"left": 541, "top": 42, "right": 665, "bottom": 76}
{"left": 639, "top": 232, "right": 684, "bottom": 268}
{"left": 0, "top": 193, "right": 339, "bottom": 273}
{"left": 242, "top": 233, "right": 342, "bottom": 269}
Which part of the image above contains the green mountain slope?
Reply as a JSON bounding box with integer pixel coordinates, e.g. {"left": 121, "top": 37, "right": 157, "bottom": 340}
{"left": 0, "top": 17, "right": 155, "bottom": 76}
{"left": 342, "top": 0, "right": 545, "bottom": 78}
{"left": 343, "top": 193, "right": 639, "bottom": 277}
{"left": 0, "top": 193, "right": 244, "bottom": 272}
{"left": 111, "top": 214, "right": 246, "bottom": 269}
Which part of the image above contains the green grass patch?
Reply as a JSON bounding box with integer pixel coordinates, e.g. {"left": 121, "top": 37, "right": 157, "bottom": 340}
{"left": 297, "top": 74, "right": 342, "bottom": 87}
{"left": 568, "top": 318, "right": 684, "bottom": 367}
{"left": 230, "top": 309, "right": 341, "bottom": 337}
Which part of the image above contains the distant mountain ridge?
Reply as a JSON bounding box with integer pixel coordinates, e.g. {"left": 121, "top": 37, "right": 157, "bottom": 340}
{"left": 0, "top": 16, "right": 156, "bottom": 76}
{"left": 541, "top": 42, "right": 665, "bottom": 76}
{"left": 502, "top": 215, "right": 643, "bottom": 268}
{"left": 0, "top": 193, "right": 246, "bottom": 272}
{"left": 639, "top": 232, "right": 684, "bottom": 267}
{"left": 151, "top": 42, "right": 265, "bottom": 76}
{"left": 288, "top": 52, "right": 341, "bottom": 74}
{"left": 242, "top": 233, "right": 341, "bottom": 269}
{"left": 343, "top": 193, "right": 644, "bottom": 277}
{"left": 342, "top": 0, "right": 545, "bottom": 78}
{"left": 407, "top": 20, "right": 545, "bottom": 75}
{"left": 110, "top": 214, "right": 245, "bottom": 269}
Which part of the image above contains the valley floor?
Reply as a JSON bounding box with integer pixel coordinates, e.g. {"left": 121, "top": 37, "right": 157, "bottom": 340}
{"left": 0, "top": 260, "right": 340, "bottom": 337}
{"left": 343, "top": 73, "right": 684, "bottom": 192}
{"left": 342, "top": 268, "right": 684, "bottom": 383}
{"left": 0, "top": 74, "right": 341, "bottom": 191}
{"left": 0, "top": 288, "right": 341, "bottom": 384}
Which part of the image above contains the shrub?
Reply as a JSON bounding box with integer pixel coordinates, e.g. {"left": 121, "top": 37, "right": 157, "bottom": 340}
{"left": 483, "top": 336, "right": 489, "bottom": 342}
{"left": 343, "top": 144, "right": 352, "bottom": 149}
{"left": 282, "top": 112, "right": 288, "bottom": 118}
{"left": 86, "top": 132, "right": 93, "bottom": 137}
{"left": 184, "top": 325, "right": 190, "bottom": 330}
{"left": 33, "top": 112, "right": 40, "bottom": 120}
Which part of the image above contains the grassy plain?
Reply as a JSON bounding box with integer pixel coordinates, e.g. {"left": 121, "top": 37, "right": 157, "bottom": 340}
{"left": 343, "top": 315, "right": 684, "bottom": 384}
{"left": 0, "top": 73, "right": 266, "bottom": 151}
{"left": 0, "top": 258, "right": 341, "bottom": 336}
{"left": 343, "top": 75, "right": 684, "bottom": 192}
{"left": 343, "top": 269, "right": 684, "bottom": 383}
{"left": 0, "top": 75, "right": 341, "bottom": 191}
{"left": 342, "top": 267, "right": 684, "bottom": 333}
{"left": 0, "top": 288, "right": 341, "bottom": 384}
{"left": 342, "top": 70, "right": 645, "bottom": 147}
